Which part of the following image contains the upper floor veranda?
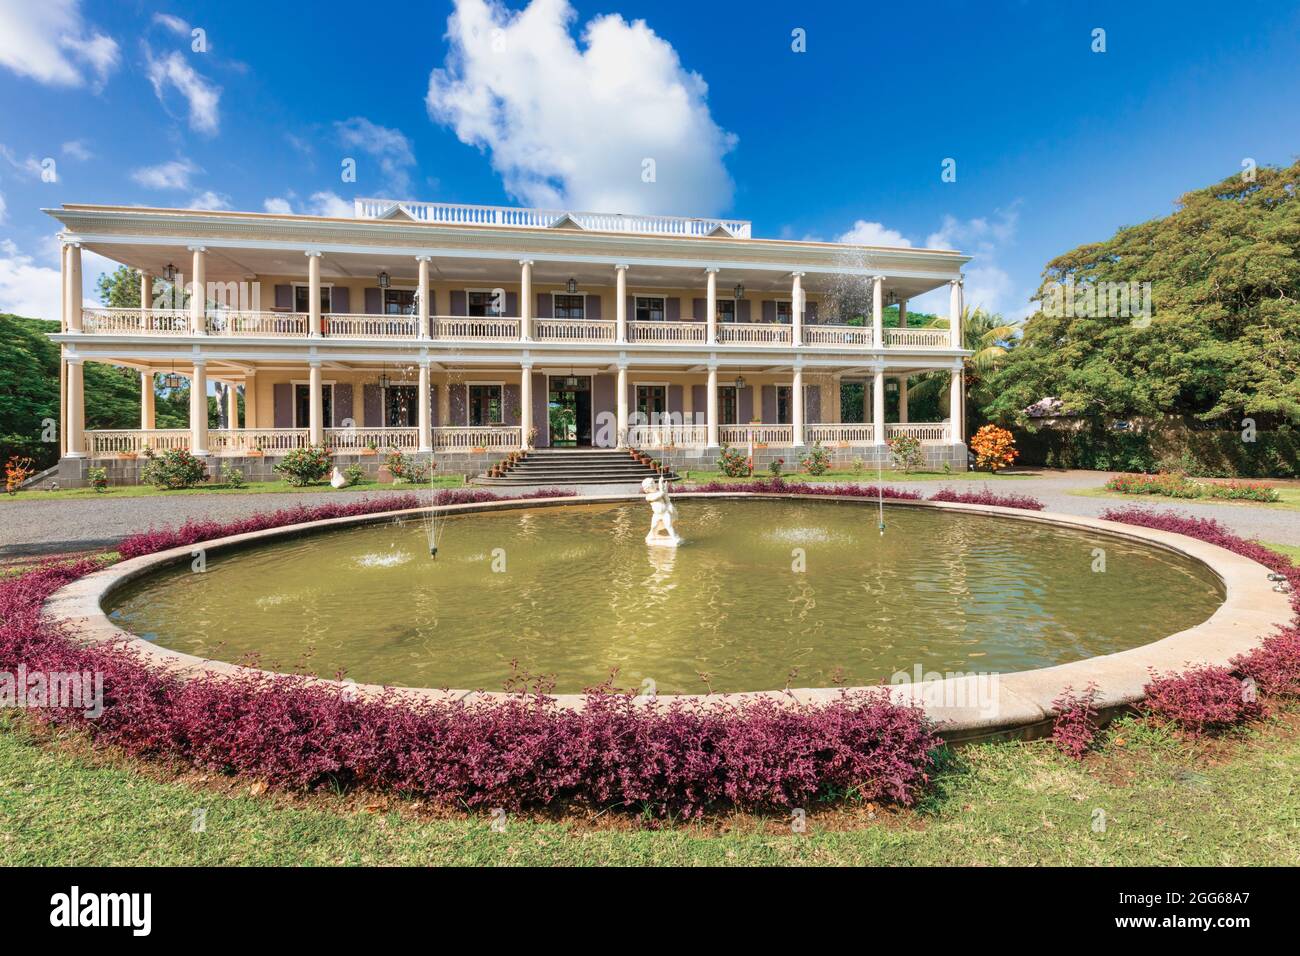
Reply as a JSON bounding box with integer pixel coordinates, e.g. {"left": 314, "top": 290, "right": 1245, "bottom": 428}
{"left": 46, "top": 198, "right": 971, "bottom": 356}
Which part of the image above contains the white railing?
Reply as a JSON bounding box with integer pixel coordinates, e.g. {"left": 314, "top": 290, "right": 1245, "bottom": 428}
{"left": 206, "top": 311, "right": 307, "bottom": 336}
{"left": 718, "top": 323, "right": 792, "bottom": 346}
{"left": 324, "top": 427, "right": 419, "bottom": 452}
{"left": 627, "top": 424, "right": 709, "bottom": 448}
{"left": 434, "top": 426, "right": 521, "bottom": 451}
{"left": 719, "top": 424, "right": 794, "bottom": 446}
{"left": 432, "top": 316, "right": 521, "bottom": 340}
{"left": 84, "top": 429, "right": 190, "bottom": 456}
{"left": 806, "top": 424, "right": 876, "bottom": 446}
{"left": 804, "top": 324, "right": 874, "bottom": 348}
{"left": 209, "top": 428, "right": 310, "bottom": 453}
{"left": 886, "top": 423, "right": 950, "bottom": 442}
{"left": 628, "top": 320, "right": 707, "bottom": 344}
{"left": 883, "top": 327, "right": 951, "bottom": 348}
{"left": 82, "top": 308, "right": 190, "bottom": 334}
{"left": 353, "top": 198, "right": 752, "bottom": 238}
{"left": 325, "top": 313, "right": 421, "bottom": 339}
{"left": 534, "top": 318, "right": 617, "bottom": 342}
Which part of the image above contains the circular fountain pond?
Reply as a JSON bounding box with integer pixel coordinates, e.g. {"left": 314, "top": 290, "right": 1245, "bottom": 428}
{"left": 103, "top": 498, "right": 1226, "bottom": 696}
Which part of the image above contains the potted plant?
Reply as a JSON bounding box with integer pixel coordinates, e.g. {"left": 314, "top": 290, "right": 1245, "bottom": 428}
{"left": 359, "top": 440, "right": 378, "bottom": 457}
{"left": 247, "top": 438, "right": 266, "bottom": 458}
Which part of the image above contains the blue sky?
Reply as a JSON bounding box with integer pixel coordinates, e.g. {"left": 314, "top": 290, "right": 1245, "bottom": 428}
{"left": 2, "top": 0, "right": 1299, "bottom": 323}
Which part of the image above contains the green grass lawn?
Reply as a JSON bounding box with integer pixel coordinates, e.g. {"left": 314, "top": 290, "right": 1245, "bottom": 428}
{"left": 1069, "top": 484, "right": 1300, "bottom": 512}
{"left": 680, "top": 468, "right": 1035, "bottom": 484}
{"left": 3, "top": 706, "right": 1296, "bottom": 866}
{"left": 2, "top": 476, "right": 465, "bottom": 502}
{"left": 1263, "top": 542, "right": 1300, "bottom": 563}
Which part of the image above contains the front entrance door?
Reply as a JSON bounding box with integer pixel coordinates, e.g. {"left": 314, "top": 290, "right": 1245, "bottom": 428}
{"left": 549, "top": 375, "right": 592, "bottom": 446}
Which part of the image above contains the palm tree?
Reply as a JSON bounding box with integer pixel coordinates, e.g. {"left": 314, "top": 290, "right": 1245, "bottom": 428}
{"left": 906, "top": 307, "right": 1019, "bottom": 430}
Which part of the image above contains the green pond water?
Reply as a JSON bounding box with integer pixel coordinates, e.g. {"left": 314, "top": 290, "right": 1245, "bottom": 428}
{"left": 106, "top": 500, "right": 1225, "bottom": 695}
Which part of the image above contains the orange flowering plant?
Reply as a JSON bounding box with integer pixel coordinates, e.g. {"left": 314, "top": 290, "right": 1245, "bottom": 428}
{"left": 969, "top": 424, "right": 1018, "bottom": 472}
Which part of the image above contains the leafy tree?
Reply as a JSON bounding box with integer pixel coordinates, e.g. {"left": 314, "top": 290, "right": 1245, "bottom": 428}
{"left": 984, "top": 161, "right": 1300, "bottom": 427}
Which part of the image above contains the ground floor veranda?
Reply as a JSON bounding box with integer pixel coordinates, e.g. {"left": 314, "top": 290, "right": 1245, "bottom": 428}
{"left": 60, "top": 355, "right": 968, "bottom": 482}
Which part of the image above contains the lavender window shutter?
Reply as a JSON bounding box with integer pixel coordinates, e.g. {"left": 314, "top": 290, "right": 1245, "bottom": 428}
{"left": 273, "top": 383, "right": 292, "bottom": 427}
{"left": 536, "top": 293, "right": 552, "bottom": 318}
{"left": 531, "top": 372, "right": 548, "bottom": 446}
{"left": 429, "top": 384, "right": 438, "bottom": 427}
{"left": 505, "top": 291, "right": 518, "bottom": 316}
{"left": 668, "top": 384, "right": 683, "bottom": 417}
{"left": 805, "top": 385, "right": 821, "bottom": 424}
{"left": 691, "top": 385, "right": 706, "bottom": 424}
{"left": 332, "top": 287, "right": 350, "bottom": 314}
{"left": 761, "top": 385, "right": 776, "bottom": 424}
{"left": 425, "top": 289, "right": 436, "bottom": 316}
{"left": 274, "top": 285, "right": 292, "bottom": 310}
{"left": 762, "top": 300, "right": 776, "bottom": 323}
{"left": 362, "top": 385, "right": 382, "bottom": 427}
{"left": 692, "top": 298, "right": 706, "bottom": 321}
{"left": 738, "top": 299, "right": 751, "bottom": 322}
{"left": 450, "top": 384, "right": 467, "bottom": 426}
{"left": 665, "top": 298, "right": 680, "bottom": 322}
{"left": 333, "top": 384, "right": 353, "bottom": 426}
{"left": 593, "top": 374, "right": 615, "bottom": 446}
{"left": 450, "top": 290, "right": 467, "bottom": 316}
{"left": 806, "top": 300, "right": 818, "bottom": 324}
{"left": 625, "top": 296, "right": 633, "bottom": 320}
{"left": 739, "top": 386, "right": 754, "bottom": 423}
{"left": 586, "top": 295, "right": 600, "bottom": 320}
{"left": 364, "top": 288, "right": 381, "bottom": 314}
{"left": 502, "top": 384, "right": 521, "bottom": 425}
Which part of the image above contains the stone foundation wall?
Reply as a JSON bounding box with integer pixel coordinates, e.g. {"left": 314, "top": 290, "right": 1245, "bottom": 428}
{"left": 649, "top": 442, "right": 968, "bottom": 476}
{"left": 55, "top": 450, "right": 506, "bottom": 489}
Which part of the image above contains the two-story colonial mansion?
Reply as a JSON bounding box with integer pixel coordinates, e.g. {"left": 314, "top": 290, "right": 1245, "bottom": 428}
{"left": 46, "top": 198, "right": 971, "bottom": 485}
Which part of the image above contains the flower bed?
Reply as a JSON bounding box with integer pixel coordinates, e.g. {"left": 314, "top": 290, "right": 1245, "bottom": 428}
{"left": 1105, "top": 472, "right": 1280, "bottom": 502}
{"left": 689, "top": 479, "right": 924, "bottom": 500}
{"left": 116, "top": 488, "right": 576, "bottom": 559}
{"left": 0, "top": 560, "right": 941, "bottom": 817}
{"left": 927, "top": 487, "right": 1045, "bottom": 511}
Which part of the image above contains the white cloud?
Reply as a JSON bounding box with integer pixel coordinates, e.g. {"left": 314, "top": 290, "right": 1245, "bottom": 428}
{"left": 0, "top": 239, "right": 61, "bottom": 320}
{"left": 426, "top": 0, "right": 735, "bottom": 215}
{"left": 0, "top": 144, "right": 48, "bottom": 179}
{"left": 0, "top": 189, "right": 7, "bottom": 222}
{"left": 153, "top": 13, "right": 190, "bottom": 36}
{"left": 187, "top": 190, "right": 230, "bottom": 211}
{"left": 261, "top": 191, "right": 353, "bottom": 218}
{"left": 131, "top": 158, "right": 200, "bottom": 190}
{"left": 836, "top": 220, "right": 913, "bottom": 248}
{"left": 0, "top": 0, "right": 120, "bottom": 90}
{"left": 146, "top": 49, "right": 220, "bottom": 134}
{"left": 61, "top": 139, "right": 92, "bottom": 161}
{"left": 335, "top": 117, "right": 416, "bottom": 195}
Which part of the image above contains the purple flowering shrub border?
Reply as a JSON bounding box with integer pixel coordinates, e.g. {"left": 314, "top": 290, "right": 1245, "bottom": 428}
{"left": 1, "top": 559, "right": 942, "bottom": 817}
{"left": 687, "top": 479, "right": 1045, "bottom": 511}
{"left": 116, "top": 487, "right": 576, "bottom": 559}
{"left": 927, "top": 487, "right": 1045, "bottom": 511}
{"left": 1050, "top": 683, "right": 1100, "bottom": 759}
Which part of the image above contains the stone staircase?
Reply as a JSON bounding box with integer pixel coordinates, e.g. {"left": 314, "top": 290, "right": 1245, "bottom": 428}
{"left": 472, "top": 448, "right": 678, "bottom": 486}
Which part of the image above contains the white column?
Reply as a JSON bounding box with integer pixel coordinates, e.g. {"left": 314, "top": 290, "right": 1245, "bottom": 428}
{"left": 140, "top": 270, "right": 153, "bottom": 330}
{"left": 66, "top": 244, "right": 83, "bottom": 332}
{"left": 225, "top": 382, "right": 240, "bottom": 430}
{"left": 61, "top": 243, "right": 70, "bottom": 332}
{"left": 190, "top": 360, "right": 209, "bottom": 455}
{"left": 792, "top": 366, "right": 805, "bottom": 446}
{"left": 189, "top": 246, "right": 206, "bottom": 334}
{"left": 615, "top": 264, "right": 628, "bottom": 343}
{"left": 244, "top": 372, "right": 258, "bottom": 430}
{"left": 307, "top": 251, "right": 322, "bottom": 337}
{"left": 706, "top": 268, "right": 719, "bottom": 344}
{"left": 140, "top": 372, "right": 156, "bottom": 433}
{"left": 307, "top": 362, "right": 323, "bottom": 446}
{"left": 519, "top": 363, "right": 533, "bottom": 449}
{"left": 706, "top": 365, "right": 719, "bottom": 448}
{"left": 898, "top": 298, "right": 908, "bottom": 328}
{"left": 950, "top": 368, "right": 964, "bottom": 443}
{"left": 418, "top": 362, "right": 432, "bottom": 452}
{"left": 417, "top": 255, "right": 431, "bottom": 340}
{"left": 519, "top": 260, "right": 533, "bottom": 341}
{"left": 791, "top": 272, "right": 804, "bottom": 346}
{"left": 873, "top": 371, "right": 886, "bottom": 446}
{"left": 898, "top": 376, "right": 909, "bottom": 424}
{"left": 872, "top": 275, "right": 884, "bottom": 348}
{"left": 616, "top": 365, "right": 629, "bottom": 448}
{"left": 831, "top": 372, "right": 843, "bottom": 425}
{"left": 949, "top": 278, "right": 963, "bottom": 348}
{"left": 66, "top": 357, "right": 86, "bottom": 457}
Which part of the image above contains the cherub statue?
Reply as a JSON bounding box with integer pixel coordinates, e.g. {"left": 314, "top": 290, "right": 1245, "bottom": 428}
{"left": 641, "top": 474, "right": 682, "bottom": 547}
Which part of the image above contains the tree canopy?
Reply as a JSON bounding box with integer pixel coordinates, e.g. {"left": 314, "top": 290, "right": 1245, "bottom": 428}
{"left": 984, "top": 161, "right": 1300, "bottom": 427}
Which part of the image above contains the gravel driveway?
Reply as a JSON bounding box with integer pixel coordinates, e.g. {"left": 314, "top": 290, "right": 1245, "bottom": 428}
{"left": 2, "top": 471, "right": 1296, "bottom": 557}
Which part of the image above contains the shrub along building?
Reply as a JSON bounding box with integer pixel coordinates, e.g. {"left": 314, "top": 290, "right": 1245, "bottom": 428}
{"left": 46, "top": 199, "right": 971, "bottom": 485}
